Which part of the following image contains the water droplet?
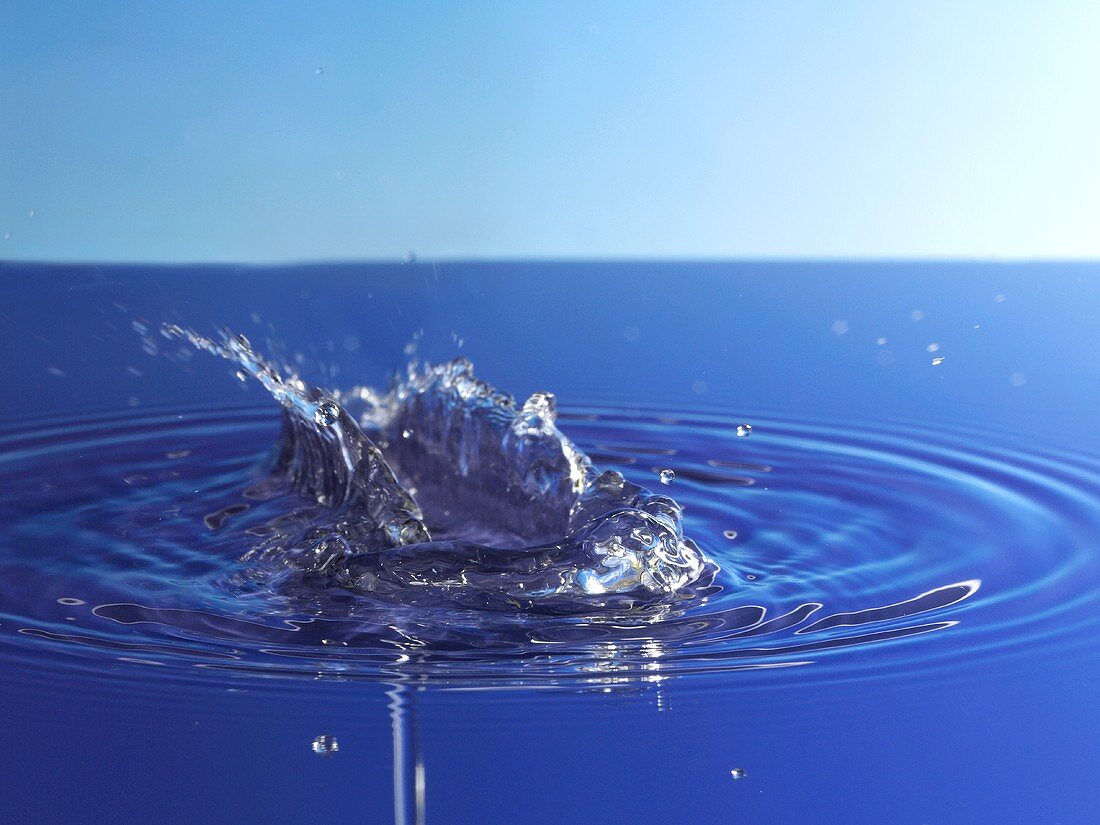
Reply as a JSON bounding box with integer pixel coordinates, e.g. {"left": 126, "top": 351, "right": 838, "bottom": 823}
{"left": 57, "top": 597, "right": 85, "bottom": 606}
{"left": 831, "top": 320, "right": 849, "bottom": 335}
{"left": 314, "top": 401, "right": 340, "bottom": 426}
{"left": 659, "top": 469, "right": 675, "bottom": 485}
{"left": 994, "top": 294, "right": 1006, "bottom": 303}
{"left": 722, "top": 529, "right": 738, "bottom": 540}
{"left": 314, "top": 67, "right": 324, "bottom": 75}
{"left": 931, "top": 356, "right": 945, "bottom": 366}
{"left": 736, "top": 423, "right": 752, "bottom": 438}
{"left": 311, "top": 734, "right": 338, "bottom": 755}
{"left": 27, "top": 208, "right": 36, "bottom": 218}
{"left": 730, "top": 768, "right": 747, "bottom": 780}
{"left": 876, "top": 337, "right": 887, "bottom": 345}
{"left": 403, "top": 250, "right": 417, "bottom": 264}
{"left": 926, "top": 343, "right": 940, "bottom": 353}
{"left": 910, "top": 309, "right": 925, "bottom": 321}
{"left": 234, "top": 370, "right": 248, "bottom": 382}
{"left": 234, "top": 333, "right": 251, "bottom": 349}
{"left": 402, "top": 428, "right": 414, "bottom": 439}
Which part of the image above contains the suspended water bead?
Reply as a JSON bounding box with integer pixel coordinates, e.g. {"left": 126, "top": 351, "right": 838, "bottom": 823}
{"left": 729, "top": 768, "right": 747, "bottom": 780}
{"left": 736, "top": 423, "right": 752, "bottom": 438}
{"left": 722, "top": 529, "right": 738, "bottom": 540}
{"left": 926, "top": 343, "right": 940, "bottom": 353}
{"left": 311, "top": 734, "right": 338, "bottom": 755}
{"left": 931, "top": 356, "right": 945, "bottom": 366}
{"left": 314, "top": 401, "right": 340, "bottom": 426}
{"left": 659, "top": 469, "right": 675, "bottom": 485}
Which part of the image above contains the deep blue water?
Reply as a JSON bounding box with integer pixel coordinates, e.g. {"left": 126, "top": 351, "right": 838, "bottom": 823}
{"left": 1, "top": 261, "right": 1099, "bottom": 824}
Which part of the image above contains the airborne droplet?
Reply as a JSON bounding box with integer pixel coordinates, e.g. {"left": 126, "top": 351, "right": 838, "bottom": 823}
{"left": 311, "top": 734, "right": 338, "bottom": 755}
{"left": 659, "top": 469, "right": 675, "bottom": 485}
{"left": 729, "top": 767, "right": 747, "bottom": 780}
{"left": 736, "top": 423, "right": 752, "bottom": 438}
{"left": 314, "top": 401, "right": 340, "bottom": 426}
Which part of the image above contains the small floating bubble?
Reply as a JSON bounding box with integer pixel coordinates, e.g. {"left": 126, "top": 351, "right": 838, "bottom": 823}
{"left": 57, "top": 597, "right": 85, "bottom": 606}
{"left": 311, "top": 734, "right": 338, "bottom": 755}
{"left": 994, "top": 294, "right": 1006, "bottom": 303}
{"left": 926, "top": 343, "right": 940, "bottom": 353}
{"left": 314, "top": 401, "right": 340, "bottom": 426}
{"left": 910, "top": 309, "right": 925, "bottom": 321}
{"left": 402, "top": 428, "right": 414, "bottom": 439}
{"left": 745, "top": 574, "right": 757, "bottom": 581}
{"left": 659, "top": 469, "right": 675, "bottom": 485}
{"left": 28, "top": 208, "right": 36, "bottom": 218}
{"left": 736, "top": 424, "right": 752, "bottom": 438}
{"left": 234, "top": 370, "right": 248, "bottom": 382}
{"left": 876, "top": 337, "right": 887, "bottom": 346}
{"left": 730, "top": 768, "right": 747, "bottom": 780}
{"left": 931, "top": 356, "right": 945, "bottom": 366}
{"left": 314, "top": 67, "right": 324, "bottom": 76}
{"left": 722, "top": 530, "right": 738, "bottom": 540}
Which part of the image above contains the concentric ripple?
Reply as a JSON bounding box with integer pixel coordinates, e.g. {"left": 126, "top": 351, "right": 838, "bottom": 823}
{"left": 1, "top": 404, "right": 1098, "bottom": 691}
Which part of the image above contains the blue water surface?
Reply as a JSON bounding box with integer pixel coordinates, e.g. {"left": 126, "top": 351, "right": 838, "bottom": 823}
{"left": 1, "top": 262, "right": 1098, "bottom": 824}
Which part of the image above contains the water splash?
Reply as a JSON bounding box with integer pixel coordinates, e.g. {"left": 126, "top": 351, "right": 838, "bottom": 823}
{"left": 160, "top": 326, "right": 714, "bottom": 607}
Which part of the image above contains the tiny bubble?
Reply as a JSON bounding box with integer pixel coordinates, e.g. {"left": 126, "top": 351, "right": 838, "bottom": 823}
{"left": 28, "top": 208, "right": 36, "bottom": 218}
{"left": 314, "top": 67, "right": 324, "bottom": 75}
{"left": 926, "top": 343, "right": 940, "bottom": 353}
{"left": 311, "top": 734, "right": 338, "bottom": 755}
{"left": 931, "top": 356, "right": 945, "bottom": 366}
{"left": 973, "top": 324, "right": 981, "bottom": 330}
{"left": 730, "top": 768, "right": 747, "bottom": 780}
{"left": 659, "top": 469, "right": 675, "bottom": 485}
{"left": 910, "top": 309, "right": 925, "bottom": 321}
{"left": 314, "top": 401, "right": 340, "bottom": 426}
{"left": 235, "top": 370, "right": 248, "bottom": 382}
{"left": 402, "top": 428, "right": 413, "bottom": 439}
{"left": 403, "top": 250, "right": 417, "bottom": 264}
{"left": 722, "top": 529, "right": 738, "bottom": 540}
{"left": 994, "top": 294, "right": 1006, "bottom": 303}
{"left": 736, "top": 423, "right": 752, "bottom": 438}
{"left": 876, "top": 337, "right": 887, "bottom": 346}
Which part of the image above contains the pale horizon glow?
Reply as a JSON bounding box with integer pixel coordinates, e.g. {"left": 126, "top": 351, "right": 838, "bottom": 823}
{"left": 2, "top": 1, "right": 1099, "bottom": 263}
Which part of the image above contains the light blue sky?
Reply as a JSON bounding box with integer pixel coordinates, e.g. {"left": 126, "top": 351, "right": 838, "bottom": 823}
{"left": 2, "top": 1, "right": 1099, "bottom": 262}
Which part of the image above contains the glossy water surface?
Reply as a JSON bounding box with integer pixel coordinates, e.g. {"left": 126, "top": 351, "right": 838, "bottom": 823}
{"left": 1, "top": 262, "right": 1098, "bottom": 824}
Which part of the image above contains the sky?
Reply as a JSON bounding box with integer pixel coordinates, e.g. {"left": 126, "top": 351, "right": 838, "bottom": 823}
{"left": 2, "top": 1, "right": 1099, "bottom": 263}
